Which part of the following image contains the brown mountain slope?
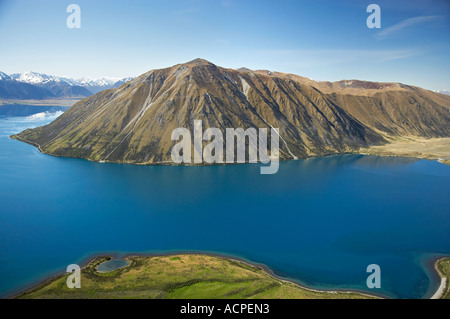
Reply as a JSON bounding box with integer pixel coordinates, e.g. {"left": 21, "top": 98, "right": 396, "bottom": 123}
{"left": 12, "top": 59, "right": 450, "bottom": 164}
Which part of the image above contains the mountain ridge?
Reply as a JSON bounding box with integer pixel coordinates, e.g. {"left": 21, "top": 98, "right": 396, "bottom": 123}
{"left": 0, "top": 71, "right": 135, "bottom": 99}
{"left": 12, "top": 59, "right": 450, "bottom": 165}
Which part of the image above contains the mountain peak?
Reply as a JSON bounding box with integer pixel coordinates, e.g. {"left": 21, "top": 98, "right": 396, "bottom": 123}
{"left": 0, "top": 71, "right": 11, "bottom": 80}
{"left": 12, "top": 71, "right": 61, "bottom": 84}
{"left": 236, "top": 67, "right": 253, "bottom": 73}
{"left": 184, "top": 58, "right": 215, "bottom": 67}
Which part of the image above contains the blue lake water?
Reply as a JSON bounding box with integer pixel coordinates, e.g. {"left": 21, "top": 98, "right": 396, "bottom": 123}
{"left": 0, "top": 104, "right": 69, "bottom": 117}
{"left": 0, "top": 111, "right": 449, "bottom": 298}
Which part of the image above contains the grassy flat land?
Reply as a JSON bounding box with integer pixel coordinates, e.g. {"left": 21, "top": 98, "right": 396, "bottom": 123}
{"left": 360, "top": 136, "right": 450, "bottom": 166}
{"left": 435, "top": 258, "right": 450, "bottom": 299}
{"left": 15, "top": 254, "right": 376, "bottom": 299}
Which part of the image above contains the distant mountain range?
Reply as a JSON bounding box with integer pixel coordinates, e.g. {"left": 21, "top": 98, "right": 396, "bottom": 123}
{"left": 0, "top": 71, "right": 134, "bottom": 99}
{"left": 12, "top": 59, "right": 450, "bottom": 165}
{"left": 435, "top": 90, "right": 450, "bottom": 96}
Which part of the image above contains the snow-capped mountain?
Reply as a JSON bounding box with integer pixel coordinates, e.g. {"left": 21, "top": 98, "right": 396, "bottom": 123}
{"left": 0, "top": 71, "right": 11, "bottom": 80}
{"left": 74, "top": 77, "right": 121, "bottom": 87}
{"left": 435, "top": 90, "right": 450, "bottom": 96}
{"left": 9, "top": 71, "right": 134, "bottom": 94}
{"left": 8, "top": 72, "right": 91, "bottom": 98}
{"left": 11, "top": 71, "right": 62, "bottom": 84}
{"left": 0, "top": 71, "right": 135, "bottom": 99}
{"left": 0, "top": 71, "right": 133, "bottom": 99}
{"left": 0, "top": 72, "right": 54, "bottom": 100}
{"left": 68, "top": 77, "right": 134, "bottom": 93}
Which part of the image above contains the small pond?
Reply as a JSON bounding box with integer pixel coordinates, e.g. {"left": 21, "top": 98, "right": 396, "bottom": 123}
{"left": 96, "top": 259, "right": 130, "bottom": 273}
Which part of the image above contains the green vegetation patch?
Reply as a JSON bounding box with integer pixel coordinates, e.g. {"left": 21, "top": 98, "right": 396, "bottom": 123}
{"left": 436, "top": 258, "right": 450, "bottom": 299}
{"left": 15, "top": 254, "right": 377, "bottom": 299}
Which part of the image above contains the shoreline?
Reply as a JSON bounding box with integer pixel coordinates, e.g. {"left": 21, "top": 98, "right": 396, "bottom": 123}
{"left": 9, "top": 133, "right": 450, "bottom": 168}
{"left": 430, "top": 257, "right": 449, "bottom": 299}
{"left": 8, "top": 250, "right": 448, "bottom": 299}
{"left": 358, "top": 136, "right": 450, "bottom": 166}
{"left": 7, "top": 111, "right": 450, "bottom": 167}
{"left": 9, "top": 130, "right": 450, "bottom": 167}
{"left": 9, "top": 251, "right": 381, "bottom": 299}
{"left": 4, "top": 123, "right": 450, "bottom": 299}
{"left": 431, "top": 278, "right": 446, "bottom": 299}
{"left": 119, "top": 251, "right": 385, "bottom": 299}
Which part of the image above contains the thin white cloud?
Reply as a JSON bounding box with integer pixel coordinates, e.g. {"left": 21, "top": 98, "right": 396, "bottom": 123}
{"left": 259, "top": 49, "right": 423, "bottom": 67}
{"left": 376, "top": 15, "right": 445, "bottom": 40}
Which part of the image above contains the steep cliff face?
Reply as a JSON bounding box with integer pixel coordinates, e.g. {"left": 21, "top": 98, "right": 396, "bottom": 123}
{"left": 12, "top": 59, "right": 450, "bottom": 164}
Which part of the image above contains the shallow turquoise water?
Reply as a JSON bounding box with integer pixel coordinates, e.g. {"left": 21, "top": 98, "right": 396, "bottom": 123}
{"left": 0, "top": 113, "right": 449, "bottom": 298}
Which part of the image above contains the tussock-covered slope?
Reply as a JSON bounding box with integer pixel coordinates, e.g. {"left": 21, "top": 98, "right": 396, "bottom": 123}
{"left": 12, "top": 59, "right": 450, "bottom": 164}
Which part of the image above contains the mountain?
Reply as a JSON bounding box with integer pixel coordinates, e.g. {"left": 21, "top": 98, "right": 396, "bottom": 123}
{"left": 1, "top": 71, "right": 135, "bottom": 99}
{"left": 71, "top": 77, "right": 135, "bottom": 93}
{"left": 10, "top": 71, "right": 91, "bottom": 98}
{"left": 435, "top": 90, "right": 450, "bottom": 96}
{"left": 111, "top": 77, "right": 135, "bottom": 88}
{"left": 12, "top": 59, "right": 450, "bottom": 164}
{"left": 0, "top": 79, "right": 54, "bottom": 100}
{"left": 38, "top": 81, "right": 92, "bottom": 98}
{"left": 11, "top": 71, "right": 63, "bottom": 84}
{"left": 0, "top": 71, "right": 56, "bottom": 99}
{"left": 0, "top": 71, "right": 11, "bottom": 80}
{"left": 11, "top": 71, "right": 134, "bottom": 94}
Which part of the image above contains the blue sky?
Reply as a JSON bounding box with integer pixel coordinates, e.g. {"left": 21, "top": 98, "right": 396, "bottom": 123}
{"left": 0, "top": 0, "right": 449, "bottom": 90}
